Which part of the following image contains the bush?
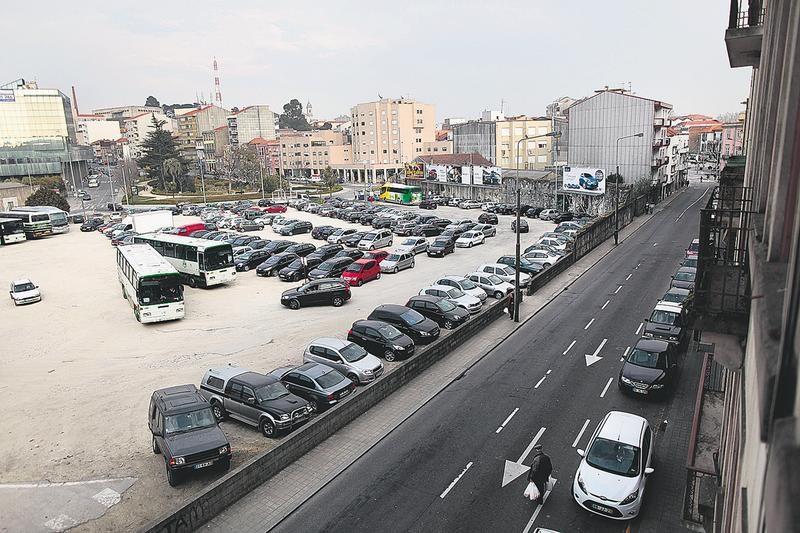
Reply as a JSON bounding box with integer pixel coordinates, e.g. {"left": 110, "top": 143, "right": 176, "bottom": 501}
{"left": 25, "top": 187, "right": 70, "bottom": 212}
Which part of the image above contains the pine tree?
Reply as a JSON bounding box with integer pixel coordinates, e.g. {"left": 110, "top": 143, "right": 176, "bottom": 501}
{"left": 139, "top": 116, "right": 183, "bottom": 190}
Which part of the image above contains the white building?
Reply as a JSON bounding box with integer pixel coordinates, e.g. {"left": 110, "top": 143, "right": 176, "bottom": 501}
{"left": 92, "top": 105, "right": 162, "bottom": 119}
{"left": 122, "top": 112, "right": 174, "bottom": 159}
{"left": 227, "top": 105, "right": 276, "bottom": 147}
{"left": 76, "top": 114, "right": 122, "bottom": 144}
{"left": 665, "top": 133, "right": 689, "bottom": 184}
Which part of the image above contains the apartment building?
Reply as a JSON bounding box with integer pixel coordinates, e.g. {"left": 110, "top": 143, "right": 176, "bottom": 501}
{"left": 121, "top": 111, "right": 174, "bottom": 159}
{"left": 279, "top": 130, "right": 350, "bottom": 178}
{"left": 721, "top": 122, "right": 744, "bottom": 158}
{"left": 227, "top": 105, "right": 276, "bottom": 147}
{"left": 495, "top": 116, "right": 554, "bottom": 170}
{"left": 566, "top": 88, "right": 673, "bottom": 185}
{"left": 665, "top": 131, "right": 689, "bottom": 184}
{"left": 200, "top": 126, "right": 229, "bottom": 173}
{"left": 688, "top": 2, "right": 799, "bottom": 532}
{"left": 76, "top": 114, "right": 121, "bottom": 145}
{"left": 452, "top": 121, "right": 497, "bottom": 164}
{"left": 175, "top": 105, "right": 228, "bottom": 161}
{"left": 249, "top": 138, "right": 281, "bottom": 175}
{"left": 92, "top": 105, "right": 162, "bottom": 119}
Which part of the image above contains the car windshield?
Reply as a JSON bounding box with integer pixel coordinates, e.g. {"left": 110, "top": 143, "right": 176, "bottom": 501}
{"left": 586, "top": 437, "right": 641, "bottom": 477}
{"left": 401, "top": 239, "right": 416, "bottom": 246}
{"left": 399, "top": 309, "right": 425, "bottom": 325}
{"left": 688, "top": 242, "right": 700, "bottom": 252}
{"left": 457, "top": 278, "right": 477, "bottom": 290}
{"left": 436, "top": 299, "right": 457, "bottom": 312}
{"left": 386, "top": 254, "right": 402, "bottom": 262}
{"left": 139, "top": 277, "right": 183, "bottom": 305}
{"left": 164, "top": 408, "right": 216, "bottom": 434}
{"left": 362, "top": 233, "right": 376, "bottom": 241}
{"left": 287, "top": 259, "right": 304, "bottom": 269}
{"left": 318, "top": 262, "right": 334, "bottom": 271}
{"left": 266, "top": 255, "right": 285, "bottom": 266}
{"left": 663, "top": 291, "right": 688, "bottom": 304}
{"left": 378, "top": 324, "right": 403, "bottom": 340}
{"left": 446, "top": 288, "right": 465, "bottom": 299}
{"left": 255, "top": 382, "right": 290, "bottom": 401}
{"left": 340, "top": 343, "right": 367, "bottom": 362}
{"left": 316, "top": 370, "right": 345, "bottom": 389}
{"left": 650, "top": 309, "right": 679, "bottom": 326}
{"left": 487, "top": 274, "right": 503, "bottom": 284}
{"left": 627, "top": 348, "right": 667, "bottom": 369}
{"left": 345, "top": 263, "right": 364, "bottom": 272}
{"left": 674, "top": 272, "right": 695, "bottom": 282}
{"left": 237, "top": 252, "right": 252, "bottom": 261}
{"left": 682, "top": 258, "right": 698, "bottom": 267}
{"left": 13, "top": 282, "right": 35, "bottom": 292}
{"left": 205, "top": 248, "right": 234, "bottom": 270}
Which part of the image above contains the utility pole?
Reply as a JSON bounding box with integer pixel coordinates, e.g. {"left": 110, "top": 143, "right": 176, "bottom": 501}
{"left": 615, "top": 132, "right": 644, "bottom": 245}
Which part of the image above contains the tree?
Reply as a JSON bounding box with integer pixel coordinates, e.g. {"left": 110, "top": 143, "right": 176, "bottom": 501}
{"left": 25, "top": 187, "right": 70, "bottom": 212}
{"left": 138, "top": 115, "right": 183, "bottom": 190}
{"left": 164, "top": 158, "right": 182, "bottom": 195}
{"left": 145, "top": 96, "right": 161, "bottom": 108}
{"left": 321, "top": 166, "right": 338, "bottom": 196}
{"left": 279, "top": 99, "right": 311, "bottom": 131}
{"left": 607, "top": 172, "right": 624, "bottom": 184}
{"left": 220, "top": 145, "right": 261, "bottom": 192}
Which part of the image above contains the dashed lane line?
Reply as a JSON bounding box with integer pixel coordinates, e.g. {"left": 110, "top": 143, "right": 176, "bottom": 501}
{"left": 601, "top": 300, "right": 610, "bottom": 310}
{"left": 496, "top": 408, "right": 519, "bottom": 434}
{"left": 600, "top": 377, "right": 614, "bottom": 398}
{"left": 636, "top": 322, "right": 644, "bottom": 335}
{"left": 572, "top": 419, "right": 591, "bottom": 448}
{"left": 563, "top": 340, "right": 576, "bottom": 355}
{"left": 614, "top": 285, "right": 623, "bottom": 294}
{"left": 584, "top": 318, "right": 595, "bottom": 330}
{"left": 534, "top": 376, "right": 547, "bottom": 389}
{"left": 440, "top": 461, "right": 473, "bottom": 499}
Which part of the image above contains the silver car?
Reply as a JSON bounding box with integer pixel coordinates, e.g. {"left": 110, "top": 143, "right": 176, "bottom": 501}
{"left": 380, "top": 251, "right": 415, "bottom": 273}
{"left": 396, "top": 237, "right": 428, "bottom": 255}
{"left": 304, "top": 338, "right": 384, "bottom": 385}
{"left": 465, "top": 271, "right": 514, "bottom": 299}
{"left": 477, "top": 263, "right": 531, "bottom": 287}
{"left": 432, "top": 275, "right": 488, "bottom": 302}
{"left": 419, "top": 285, "right": 483, "bottom": 314}
{"left": 472, "top": 223, "right": 496, "bottom": 237}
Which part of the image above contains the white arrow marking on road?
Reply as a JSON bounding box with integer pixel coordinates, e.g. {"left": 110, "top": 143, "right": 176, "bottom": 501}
{"left": 572, "top": 419, "right": 591, "bottom": 448}
{"left": 502, "top": 427, "right": 545, "bottom": 487}
{"left": 585, "top": 338, "right": 607, "bottom": 367}
{"left": 440, "top": 461, "right": 473, "bottom": 499}
{"left": 563, "top": 340, "right": 576, "bottom": 355}
{"left": 521, "top": 478, "right": 558, "bottom": 533}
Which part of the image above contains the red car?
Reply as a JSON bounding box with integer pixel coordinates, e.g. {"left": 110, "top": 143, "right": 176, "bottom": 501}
{"left": 362, "top": 250, "right": 389, "bottom": 264}
{"left": 341, "top": 258, "right": 381, "bottom": 286}
{"left": 265, "top": 204, "right": 288, "bottom": 213}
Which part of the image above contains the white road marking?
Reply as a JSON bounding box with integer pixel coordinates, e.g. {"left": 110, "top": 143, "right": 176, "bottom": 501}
{"left": 626, "top": 273, "right": 632, "bottom": 280}
{"left": 496, "top": 407, "right": 520, "bottom": 434}
{"left": 614, "top": 285, "right": 623, "bottom": 294}
{"left": 502, "top": 427, "right": 547, "bottom": 487}
{"left": 585, "top": 338, "right": 607, "bottom": 367}
{"left": 546, "top": 369, "right": 552, "bottom": 375}
{"left": 440, "top": 461, "right": 473, "bottom": 499}
{"left": 600, "top": 377, "right": 614, "bottom": 398}
{"left": 534, "top": 376, "right": 547, "bottom": 389}
{"left": 518, "top": 427, "right": 546, "bottom": 463}
{"left": 675, "top": 188, "right": 710, "bottom": 221}
{"left": 572, "top": 419, "right": 591, "bottom": 448}
{"left": 653, "top": 242, "right": 658, "bottom": 247}
{"left": 0, "top": 477, "right": 135, "bottom": 489}
{"left": 521, "top": 479, "right": 558, "bottom": 533}
{"left": 623, "top": 346, "right": 631, "bottom": 357}
{"left": 636, "top": 322, "right": 644, "bottom": 335}
{"left": 584, "top": 318, "right": 595, "bottom": 330}
{"left": 563, "top": 340, "right": 576, "bottom": 355}
{"left": 601, "top": 300, "right": 610, "bottom": 310}
{"left": 92, "top": 487, "right": 121, "bottom": 508}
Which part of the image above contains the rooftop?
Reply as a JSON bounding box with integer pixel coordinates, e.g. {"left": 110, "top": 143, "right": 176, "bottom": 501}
{"left": 0, "top": 180, "right": 27, "bottom": 189}
{"left": 415, "top": 153, "right": 492, "bottom": 167}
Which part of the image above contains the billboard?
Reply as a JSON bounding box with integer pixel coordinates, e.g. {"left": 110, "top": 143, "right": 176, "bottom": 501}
{"left": 0, "top": 90, "right": 15, "bottom": 103}
{"left": 477, "top": 166, "right": 502, "bottom": 186}
{"left": 426, "top": 164, "right": 462, "bottom": 183}
{"left": 562, "top": 166, "right": 606, "bottom": 195}
{"left": 404, "top": 162, "right": 424, "bottom": 179}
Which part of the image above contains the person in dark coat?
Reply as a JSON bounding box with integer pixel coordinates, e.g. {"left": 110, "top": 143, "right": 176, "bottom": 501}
{"left": 527, "top": 444, "right": 553, "bottom": 505}
{"left": 507, "top": 291, "right": 515, "bottom": 320}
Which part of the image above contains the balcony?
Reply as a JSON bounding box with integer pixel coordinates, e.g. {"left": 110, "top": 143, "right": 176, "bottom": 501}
{"left": 725, "top": 0, "right": 764, "bottom": 68}
{"left": 653, "top": 138, "right": 664, "bottom": 148}
{"left": 654, "top": 118, "right": 667, "bottom": 127}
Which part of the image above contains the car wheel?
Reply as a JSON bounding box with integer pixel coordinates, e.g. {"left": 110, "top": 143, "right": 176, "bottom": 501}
{"left": 289, "top": 299, "right": 301, "bottom": 310}
{"left": 332, "top": 297, "right": 344, "bottom": 307}
{"left": 187, "top": 277, "right": 197, "bottom": 288}
{"left": 468, "top": 242, "right": 473, "bottom": 248}
{"left": 166, "top": 465, "right": 179, "bottom": 487}
{"left": 346, "top": 372, "right": 360, "bottom": 385}
{"left": 244, "top": 265, "right": 250, "bottom": 271}
{"left": 444, "top": 320, "right": 454, "bottom": 330}
{"left": 393, "top": 266, "right": 399, "bottom": 273}
{"left": 356, "top": 279, "right": 363, "bottom": 287}
{"left": 376, "top": 272, "right": 381, "bottom": 280}
{"left": 543, "top": 263, "right": 551, "bottom": 268}
{"left": 384, "top": 349, "right": 397, "bottom": 362}
{"left": 308, "top": 399, "right": 320, "bottom": 413}
{"left": 211, "top": 400, "right": 226, "bottom": 421}
{"left": 259, "top": 418, "right": 276, "bottom": 438}
{"left": 494, "top": 291, "right": 504, "bottom": 299}
{"left": 152, "top": 435, "right": 160, "bottom": 454}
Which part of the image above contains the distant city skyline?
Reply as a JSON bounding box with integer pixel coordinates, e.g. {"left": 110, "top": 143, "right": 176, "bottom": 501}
{"left": 2, "top": 1, "right": 751, "bottom": 121}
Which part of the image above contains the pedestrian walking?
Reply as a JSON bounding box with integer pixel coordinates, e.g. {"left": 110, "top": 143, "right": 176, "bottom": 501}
{"left": 507, "top": 292, "right": 515, "bottom": 320}
{"left": 527, "top": 444, "right": 553, "bottom": 506}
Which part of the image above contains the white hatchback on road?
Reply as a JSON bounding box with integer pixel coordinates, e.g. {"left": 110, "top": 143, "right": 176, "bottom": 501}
{"left": 9, "top": 278, "right": 41, "bottom": 306}
{"left": 573, "top": 411, "right": 654, "bottom": 520}
{"left": 455, "top": 231, "right": 485, "bottom": 248}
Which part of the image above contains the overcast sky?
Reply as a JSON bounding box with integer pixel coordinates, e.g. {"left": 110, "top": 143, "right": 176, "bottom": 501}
{"left": 2, "top": 0, "right": 750, "bottom": 121}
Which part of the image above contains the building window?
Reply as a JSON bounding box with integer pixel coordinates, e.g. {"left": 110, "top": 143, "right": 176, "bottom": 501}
{"left": 514, "top": 128, "right": 523, "bottom": 136}
{"left": 501, "top": 128, "right": 510, "bottom": 136}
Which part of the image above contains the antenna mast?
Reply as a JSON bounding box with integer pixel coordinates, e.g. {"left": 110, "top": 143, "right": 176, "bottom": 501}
{"left": 213, "top": 57, "right": 223, "bottom": 107}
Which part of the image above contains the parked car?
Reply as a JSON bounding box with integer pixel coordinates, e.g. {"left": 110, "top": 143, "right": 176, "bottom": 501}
{"left": 478, "top": 212, "right": 499, "bottom": 225}
{"left": 670, "top": 267, "right": 696, "bottom": 291}
{"left": 327, "top": 228, "right": 357, "bottom": 244}
{"left": 311, "top": 225, "right": 337, "bottom": 240}
{"left": 424, "top": 236, "right": 453, "bottom": 257}
{"left": 455, "top": 230, "right": 485, "bottom": 248}
{"left": 347, "top": 319, "right": 414, "bottom": 362}
{"left": 538, "top": 237, "right": 569, "bottom": 251}
{"left": 396, "top": 237, "right": 429, "bottom": 255}
{"left": 419, "top": 285, "right": 482, "bottom": 314}
{"left": 256, "top": 252, "right": 300, "bottom": 277}
{"left": 497, "top": 255, "right": 545, "bottom": 275}
{"left": 234, "top": 249, "right": 271, "bottom": 272}
{"left": 405, "top": 295, "right": 469, "bottom": 330}
{"left": 362, "top": 249, "right": 390, "bottom": 264}
{"left": 573, "top": 411, "right": 655, "bottom": 520}
{"left": 199, "top": 367, "right": 310, "bottom": 438}
{"left": 660, "top": 287, "right": 692, "bottom": 308}
{"left": 281, "top": 278, "right": 351, "bottom": 309}
{"left": 460, "top": 200, "right": 482, "bottom": 209}
{"left": 419, "top": 200, "right": 438, "bottom": 209}
{"left": 523, "top": 249, "right": 562, "bottom": 267}
{"left": 472, "top": 223, "right": 496, "bottom": 237}
{"left": 643, "top": 301, "right": 688, "bottom": 348}
{"left": 432, "top": 275, "right": 488, "bottom": 302}
{"left": 280, "top": 220, "right": 313, "bottom": 236}
{"left": 308, "top": 243, "right": 344, "bottom": 262}
{"left": 511, "top": 218, "right": 529, "bottom": 233}
{"left": 525, "top": 207, "right": 544, "bottom": 218}
{"left": 341, "top": 258, "right": 381, "bottom": 286}
{"left": 553, "top": 211, "right": 574, "bottom": 223}
{"left": 342, "top": 231, "right": 368, "bottom": 248}
{"left": 367, "top": 304, "right": 440, "bottom": 344}
{"left": 476, "top": 263, "right": 531, "bottom": 287}
{"left": 539, "top": 209, "right": 559, "bottom": 220}
{"left": 307, "top": 256, "right": 355, "bottom": 280}
{"left": 334, "top": 249, "right": 364, "bottom": 262}
{"left": 686, "top": 238, "right": 700, "bottom": 257}
{"left": 265, "top": 204, "right": 288, "bottom": 213}
{"left": 9, "top": 278, "right": 41, "bottom": 305}
{"left": 285, "top": 242, "right": 316, "bottom": 257}
{"left": 380, "top": 251, "right": 415, "bottom": 273}
{"left": 262, "top": 239, "right": 295, "bottom": 257}
{"left": 237, "top": 220, "right": 264, "bottom": 232}
{"left": 357, "top": 229, "right": 393, "bottom": 251}
{"left": 148, "top": 385, "right": 231, "bottom": 487}
{"left": 680, "top": 256, "right": 698, "bottom": 269}
{"left": 618, "top": 339, "right": 678, "bottom": 397}
{"left": 412, "top": 224, "right": 443, "bottom": 237}
{"left": 466, "top": 271, "right": 514, "bottom": 299}
{"left": 80, "top": 219, "right": 103, "bottom": 232}
{"left": 269, "top": 363, "right": 355, "bottom": 413}
{"left": 304, "top": 338, "right": 384, "bottom": 385}
{"left": 278, "top": 256, "right": 323, "bottom": 282}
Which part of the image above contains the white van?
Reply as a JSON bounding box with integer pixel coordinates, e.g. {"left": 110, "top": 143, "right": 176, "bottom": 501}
{"left": 357, "top": 229, "right": 393, "bottom": 251}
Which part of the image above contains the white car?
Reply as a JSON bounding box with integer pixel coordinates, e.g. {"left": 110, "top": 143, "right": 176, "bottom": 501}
{"left": 272, "top": 218, "right": 295, "bottom": 232}
{"left": 539, "top": 209, "right": 559, "bottom": 220}
{"left": 232, "top": 246, "right": 253, "bottom": 257}
{"left": 476, "top": 263, "right": 531, "bottom": 287}
{"left": 419, "top": 285, "right": 482, "bottom": 314}
{"left": 574, "top": 411, "right": 654, "bottom": 520}
{"left": 481, "top": 202, "right": 497, "bottom": 212}
{"left": 465, "top": 271, "right": 514, "bottom": 299}
{"left": 396, "top": 237, "right": 428, "bottom": 255}
{"left": 472, "top": 223, "right": 496, "bottom": 237}
{"left": 432, "top": 275, "right": 488, "bottom": 302}
{"left": 9, "top": 278, "right": 41, "bottom": 306}
{"left": 538, "top": 237, "right": 569, "bottom": 251}
{"left": 327, "top": 228, "right": 356, "bottom": 244}
{"left": 460, "top": 200, "right": 482, "bottom": 209}
{"left": 455, "top": 231, "right": 485, "bottom": 248}
{"left": 523, "top": 249, "right": 562, "bottom": 267}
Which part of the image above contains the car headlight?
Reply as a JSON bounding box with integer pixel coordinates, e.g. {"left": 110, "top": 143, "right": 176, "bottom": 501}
{"left": 577, "top": 472, "right": 587, "bottom": 494}
{"left": 173, "top": 456, "right": 185, "bottom": 465}
{"left": 218, "top": 445, "right": 229, "bottom": 454}
{"left": 420, "top": 330, "right": 430, "bottom": 336}
{"left": 280, "top": 414, "right": 290, "bottom": 421}
{"left": 621, "top": 489, "right": 639, "bottom": 505}
{"left": 669, "top": 335, "right": 679, "bottom": 341}
{"left": 651, "top": 384, "right": 665, "bottom": 389}
{"left": 363, "top": 369, "right": 373, "bottom": 375}
{"left": 620, "top": 376, "right": 633, "bottom": 385}
{"left": 393, "top": 345, "right": 404, "bottom": 350}
{"left": 643, "top": 331, "right": 653, "bottom": 337}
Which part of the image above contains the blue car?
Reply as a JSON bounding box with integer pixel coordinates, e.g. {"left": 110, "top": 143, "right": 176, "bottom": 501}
{"left": 579, "top": 172, "right": 600, "bottom": 190}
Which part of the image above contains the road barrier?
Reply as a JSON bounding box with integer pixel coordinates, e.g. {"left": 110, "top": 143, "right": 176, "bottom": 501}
{"left": 144, "top": 298, "right": 507, "bottom": 533}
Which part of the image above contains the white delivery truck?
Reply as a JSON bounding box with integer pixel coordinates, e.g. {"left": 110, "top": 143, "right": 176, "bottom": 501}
{"left": 128, "top": 210, "right": 174, "bottom": 234}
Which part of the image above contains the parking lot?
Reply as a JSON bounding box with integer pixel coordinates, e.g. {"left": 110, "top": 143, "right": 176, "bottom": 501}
{"left": 0, "top": 201, "right": 558, "bottom": 530}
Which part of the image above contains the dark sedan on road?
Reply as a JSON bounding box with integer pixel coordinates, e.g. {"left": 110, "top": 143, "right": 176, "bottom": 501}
{"left": 427, "top": 236, "right": 455, "bottom": 257}
{"left": 670, "top": 267, "right": 696, "bottom": 291}
{"left": 257, "top": 252, "right": 300, "bottom": 277}
{"left": 307, "top": 256, "right": 355, "bottom": 281}
{"left": 281, "top": 278, "right": 351, "bottom": 309}
{"left": 367, "top": 304, "right": 440, "bottom": 345}
{"left": 347, "top": 319, "right": 414, "bottom": 362}
{"left": 234, "top": 249, "right": 271, "bottom": 272}
{"left": 405, "top": 295, "right": 469, "bottom": 330}
{"left": 618, "top": 339, "right": 678, "bottom": 397}
{"left": 278, "top": 256, "right": 323, "bottom": 282}
{"left": 269, "top": 363, "right": 355, "bottom": 413}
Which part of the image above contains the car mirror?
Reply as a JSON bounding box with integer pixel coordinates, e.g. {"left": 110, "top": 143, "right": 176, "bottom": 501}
{"left": 152, "top": 430, "right": 162, "bottom": 437}
{"left": 644, "top": 467, "right": 654, "bottom": 475}
{"left": 246, "top": 396, "right": 256, "bottom": 404}
{"left": 576, "top": 449, "right": 585, "bottom": 457}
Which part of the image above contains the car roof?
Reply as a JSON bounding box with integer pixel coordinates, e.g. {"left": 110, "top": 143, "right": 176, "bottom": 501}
{"left": 11, "top": 278, "right": 33, "bottom": 285}
{"left": 292, "top": 362, "right": 335, "bottom": 379}
{"left": 438, "top": 275, "right": 467, "bottom": 282}
{"left": 352, "top": 258, "right": 372, "bottom": 265}
{"left": 634, "top": 338, "right": 670, "bottom": 353}
{"left": 676, "top": 266, "right": 697, "bottom": 274}
{"left": 409, "top": 294, "right": 440, "bottom": 304}
{"left": 373, "top": 304, "right": 408, "bottom": 314}
{"left": 308, "top": 337, "right": 349, "bottom": 350}
{"left": 654, "top": 301, "right": 683, "bottom": 313}
{"left": 596, "top": 411, "right": 647, "bottom": 446}
{"left": 665, "top": 287, "right": 691, "bottom": 296}
{"left": 152, "top": 384, "right": 208, "bottom": 414}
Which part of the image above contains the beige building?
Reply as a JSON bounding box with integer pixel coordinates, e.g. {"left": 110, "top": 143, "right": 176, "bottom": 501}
{"left": 121, "top": 111, "right": 174, "bottom": 159}
{"left": 91, "top": 105, "right": 162, "bottom": 119}
{"left": 200, "top": 126, "right": 229, "bottom": 173}
{"left": 279, "top": 130, "right": 350, "bottom": 178}
{"left": 495, "top": 116, "right": 553, "bottom": 170}
{"left": 227, "top": 105, "right": 276, "bottom": 147}
{"left": 175, "top": 105, "right": 228, "bottom": 161}
{"left": 0, "top": 181, "right": 32, "bottom": 210}
{"left": 75, "top": 114, "right": 122, "bottom": 145}
{"left": 422, "top": 139, "right": 453, "bottom": 155}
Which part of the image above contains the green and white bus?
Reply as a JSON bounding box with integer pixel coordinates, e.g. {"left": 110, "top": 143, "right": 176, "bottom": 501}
{"left": 0, "top": 217, "right": 27, "bottom": 245}
{"left": 133, "top": 233, "right": 237, "bottom": 288}
{"left": 117, "top": 244, "right": 185, "bottom": 323}
{"left": 0, "top": 210, "right": 52, "bottom": 238}
{"left": 14, "top": 206, "right": 70, "bottom": 234}
{"left": 379, "top": 183, "right": 423, "bottom": 205}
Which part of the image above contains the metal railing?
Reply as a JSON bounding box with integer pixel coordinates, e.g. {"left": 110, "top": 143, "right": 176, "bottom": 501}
{"left": 728, "top": 0, "right": 764, "bottom": 29}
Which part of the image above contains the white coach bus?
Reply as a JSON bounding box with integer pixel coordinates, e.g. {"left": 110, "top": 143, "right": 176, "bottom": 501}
{"left": 117, "top": 244, "right": 185, "bottom": 323}
{"left": 133, "top": 233, "right": 237, "bottom": 288}
{"left": 13, "top": 206, "right": 70, "bottom": 234}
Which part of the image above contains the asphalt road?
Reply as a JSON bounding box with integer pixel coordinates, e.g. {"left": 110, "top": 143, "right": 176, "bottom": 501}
{"left": 271, "top": 183, "right": 713, "bottom": 533}
{"left": 67, "top": 170, "right": 121, "bottom": 213}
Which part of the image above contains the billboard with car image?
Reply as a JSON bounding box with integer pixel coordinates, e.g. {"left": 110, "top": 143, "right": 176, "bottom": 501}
{"left": 562, "top": 166, "right": 606, "bottom": 196}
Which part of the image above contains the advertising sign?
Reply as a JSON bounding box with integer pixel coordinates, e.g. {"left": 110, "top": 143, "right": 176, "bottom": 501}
{"left": 562, "top": 166, "right": 606, "bottom": 195}
{"left": 426, "top": 164, "right": 451, "bottom": 182}
{"left": 404, "top": 162, "right": 424, "bottom": 179}
{"left": 479, "top": 166, "right": 502, "bottom": 186}
{"left": 0, "top": 90, "right": 15, "bottom": 103}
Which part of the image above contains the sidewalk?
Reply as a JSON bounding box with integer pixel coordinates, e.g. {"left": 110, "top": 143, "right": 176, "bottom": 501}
{"left": 202, "top": 188, "right": 688, "bottom": 532}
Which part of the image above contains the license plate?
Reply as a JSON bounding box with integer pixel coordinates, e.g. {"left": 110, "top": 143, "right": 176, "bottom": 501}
{"left": 193, "top": 461, "right": 213, "bottom": 470}
{"left": 591, "top": 503, "right": 613, "bottom": 513}
{"left": 340, "top": 389, "right": 351, "bottom": 398}
{"left": 633, "top": 388, "right": 648, "bottom": 394}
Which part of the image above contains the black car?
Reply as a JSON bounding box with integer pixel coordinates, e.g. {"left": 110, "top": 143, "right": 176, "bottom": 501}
{"left": 262, "top": 239, "right": 295, "bottom": 256}
{"left": 189, "top": 230, "right": 210, "bottom": 238}
{"left": 346, "top": 211, "right": 366, "bottom": 222}
{"left": 335, "top": 249, "right": 364, "bottom": 261}
{"left": 347, "top": 319, "right": 414, "bottom": 362}
{"left": 525, "top": 207, "right": 544, "bottom": 218}
{"left": 285, "top": 242, "right": 317, "bottom": 257}
{"left": 497, "top": 255, "right": 544, "bottom": 275}
{"left": 412, "top": 224, "right": 443, "bottom": 237}
{"left": 416, "top": 214, "right": 438, "bottom": 224}
{"left": 80, "top": 220, "right": 101, "bottom": 232}
{"left": 249, "top": 239, "right": 270, "bottom": 250}
{"left": 281, "top": 278, "right": 351, "bottom": 309}
{"left": 203, "top": 231, "right": 224, "bottom": 240}
{"left": 478, "top": 213, "right": 498, "bottom": 225}
{"left": 270, "top": 363, "right": 355, "bottom": 413}
{"left": 419, "top": 200, "right": 438, "bottom": 209}
{"left": 307, "top": 256, "right": 355, "bottom": 280}
{"left": 553, "top": 212, "right": 573, "bottom": 223}
{"left": 367, "top": 304, "right": 440, "bottom": 344}
{"left": 405, "top": 295, "right": 469, "bottom": 330}
{"left": 234, "top": 249, "right": 271, "bottom": 272}
{"left": 371, "top": 217, "right": 394, "bottom": 229}
{"left": 257, "top": 198, "right": 274, "bottom": 207}
{"left": 342, "top": 232, "right": 368, "bottom": 248}
{"left": 280, "top": 220, "right": 313, "bottom": 236}
{"left": 308, "top": 243, "right": 343, "bottom": 262}
{"left": 232, "top": 235, "right": 259, "bottom": 247}
{"left": 618, "top": 339, "right": 678, "bottom": 397}
{"left": 511, "top": 219, "right": 529, "bottom": 233}
{"left": 430, "top": 218, "right": 452, "bottom": 228}
{"left": 311, "top": 225, "right": 337, "bottom": 240}
{"left": 69, "top": 214, "right": 86, "bottom": 224}
{"left": 148, "top": 385, "right": 231, "bottom": 487}
{"left": 427, "top": 236, "right": 455, "bottom": 257}
{"left": 257, "top": 252, "right": 299, "bottom": 277}
{"left": 493, "top": 204, "right": 514, "bottom": 215}
{"left": 278, "top": 256, "right": 323, "bottom": 282}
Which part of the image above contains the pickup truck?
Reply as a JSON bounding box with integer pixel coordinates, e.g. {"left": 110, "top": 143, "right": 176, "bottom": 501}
{"left": 199, "top": 366, "right": 311, "bottom": 438}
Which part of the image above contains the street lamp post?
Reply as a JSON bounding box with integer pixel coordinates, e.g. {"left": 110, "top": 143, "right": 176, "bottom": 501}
{"left": 614, "top": 132, "right": 644, "bottom": 245}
